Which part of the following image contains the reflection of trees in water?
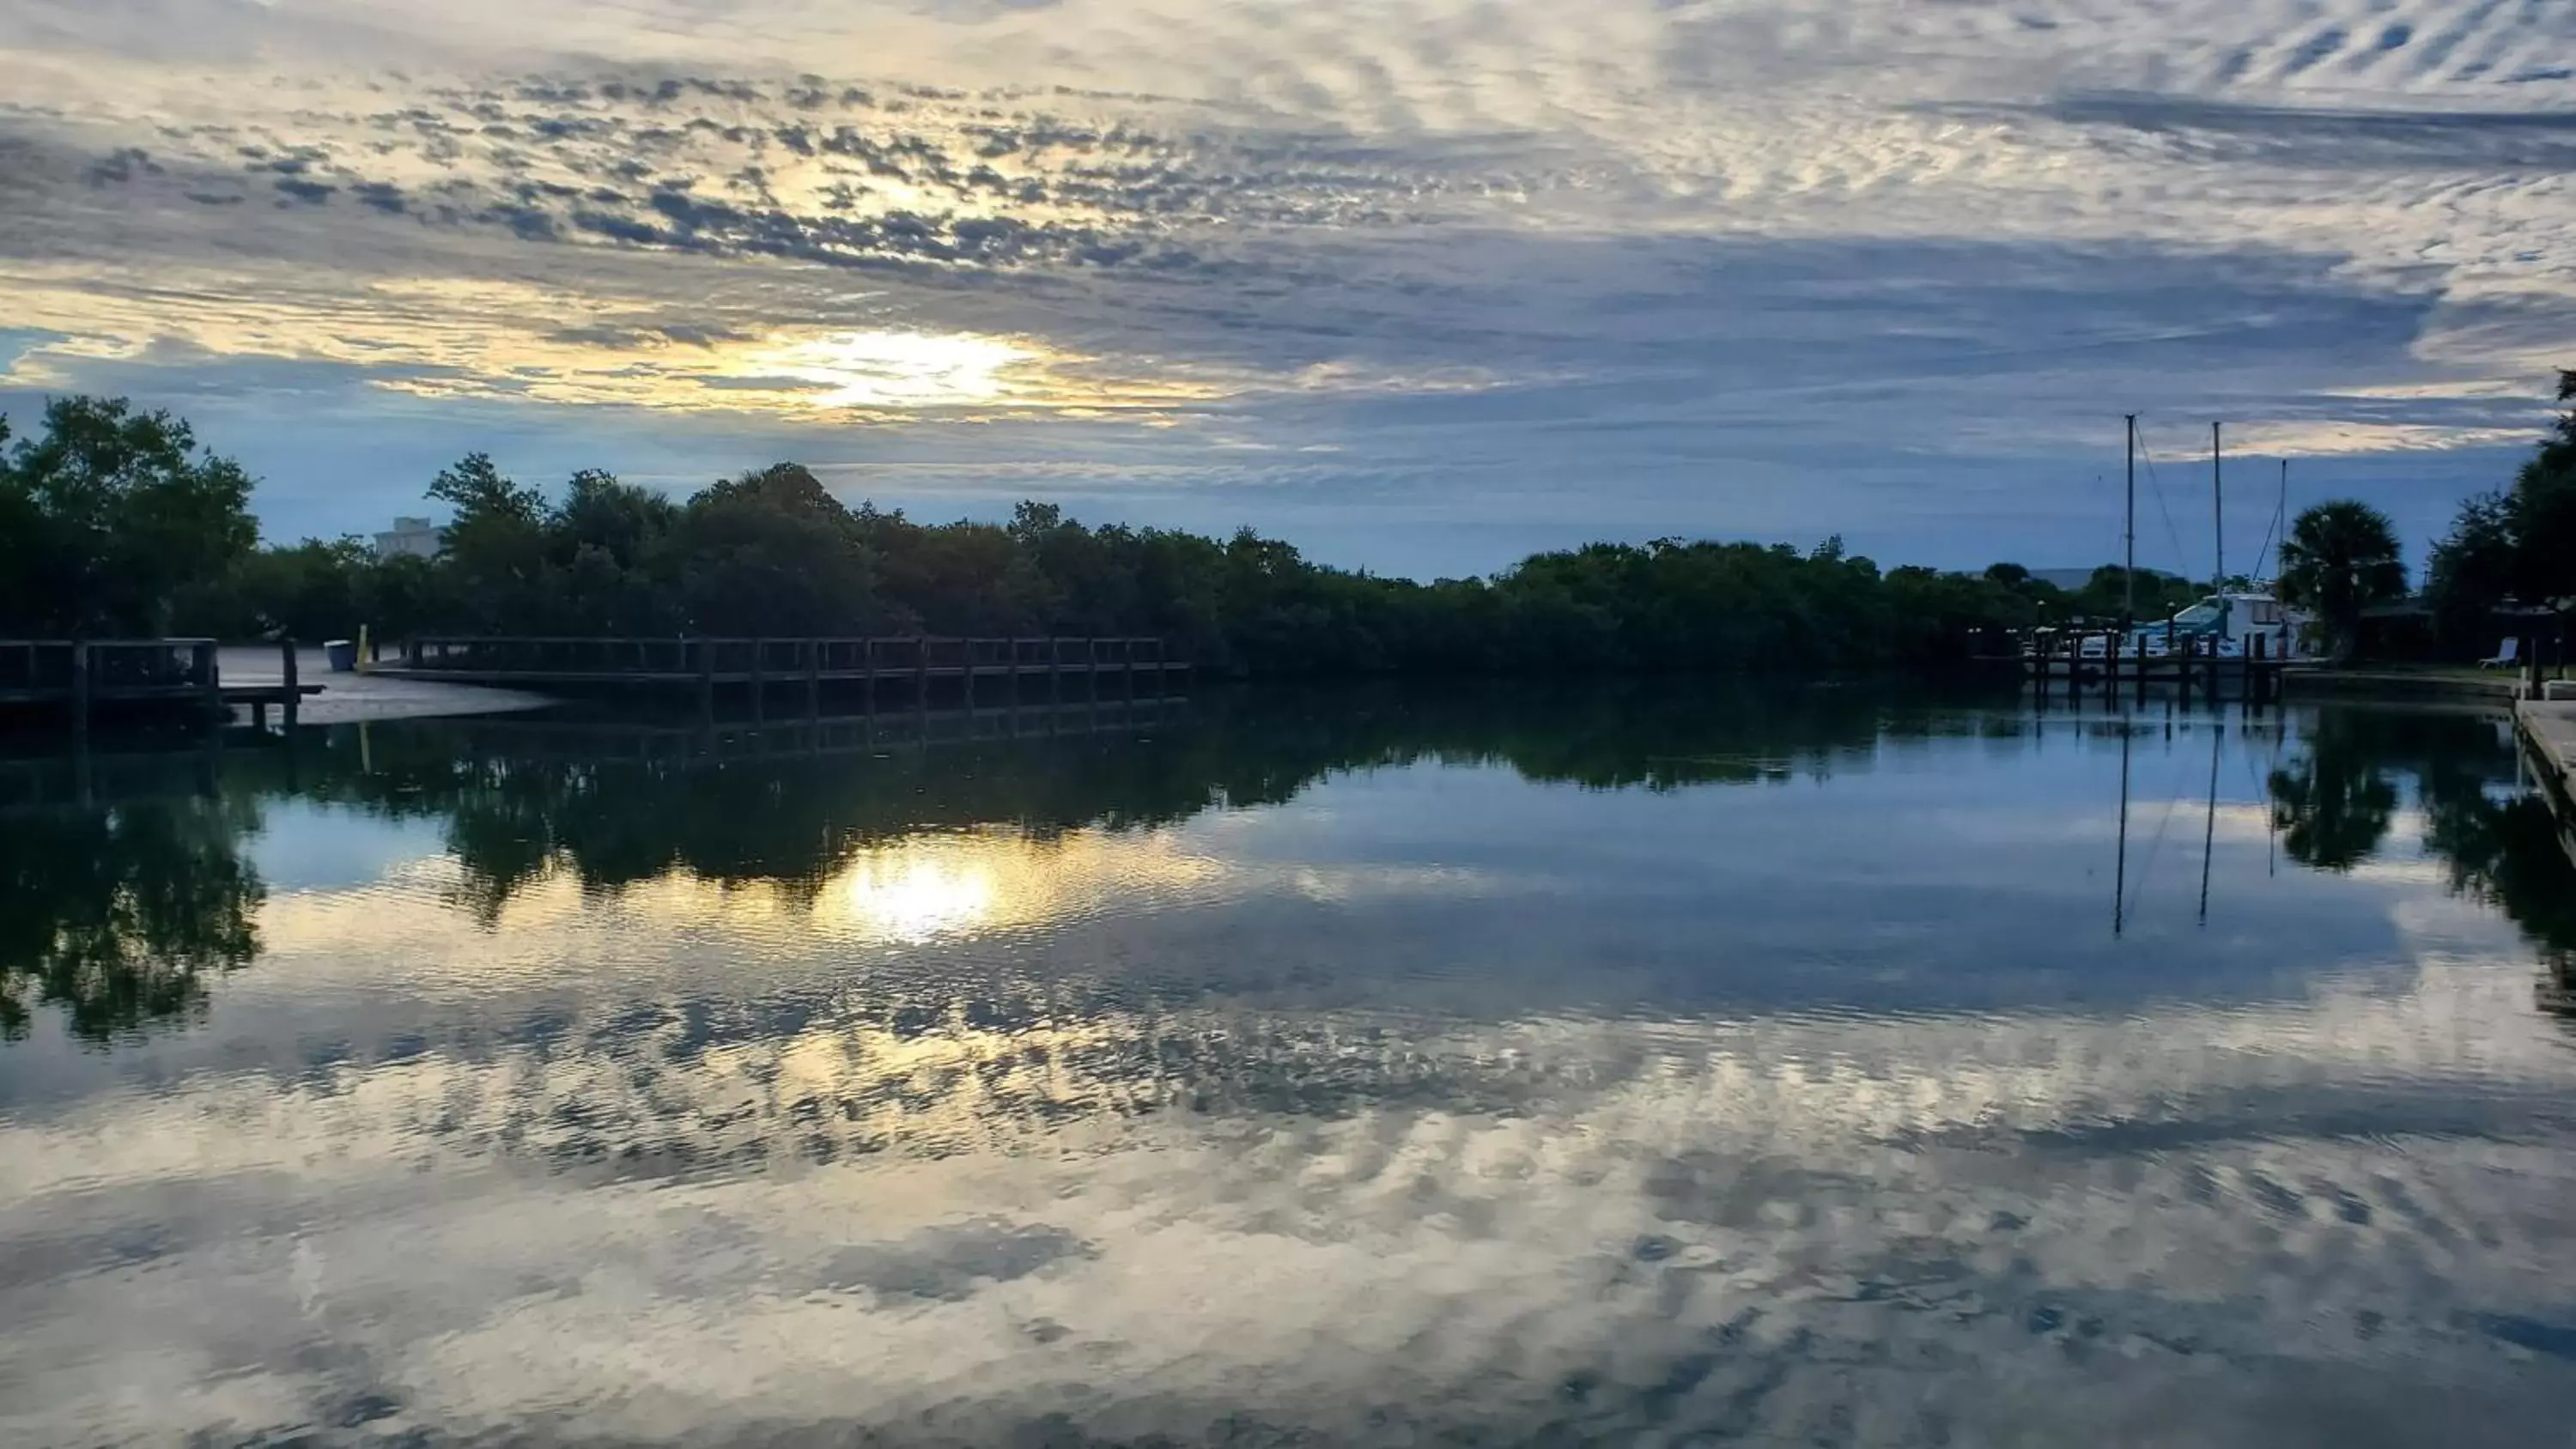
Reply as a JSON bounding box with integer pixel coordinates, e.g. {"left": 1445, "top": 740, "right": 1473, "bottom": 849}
{"left": 288, "top": 680, "right": 1928, "bottom": 921}
{"left": 2267, "top": 712, "right": 2402, "bottom": 872}
{"left": 0, "top": 679, "right": 1930, "bottom": 1039}
{"left": 0, "top": 793, "right": 264, "bottom": 1042}
{"left": 27, "top": 686, "right": 2573, "bottom": 1043}
{"left": 2426, "top": 775, "right": 2576, "bottom": 1017}
{"left": 2268, "top": 706, "right": 2576, "bottom": 1008}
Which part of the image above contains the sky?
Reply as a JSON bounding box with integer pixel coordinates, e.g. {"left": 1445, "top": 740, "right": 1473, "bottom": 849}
{"left": 2, "top": 1, "right": 2572, "bottom": 580}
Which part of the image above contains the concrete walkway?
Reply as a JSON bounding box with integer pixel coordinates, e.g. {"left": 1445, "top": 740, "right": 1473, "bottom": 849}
{"left": 2518, "top": 698, "right": 2576, "bottom": 797}
{"left": 221, "top": 646, "right": 551, "bottom": 724}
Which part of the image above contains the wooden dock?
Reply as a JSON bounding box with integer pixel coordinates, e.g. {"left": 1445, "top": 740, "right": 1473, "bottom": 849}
{"left": 2519, "top": 698, "right": 2576, "bottom": 802}
{"left": 0, "top": 639, "right": 321, "bottom": 732}
{"left": 1979, "top": 628, "right": 2291, "bottom": 706}
{"left": 375, "top": 635, "right": 1189, "bottom": 712}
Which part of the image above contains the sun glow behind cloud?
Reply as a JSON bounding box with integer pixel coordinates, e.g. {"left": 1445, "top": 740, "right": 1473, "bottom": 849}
{"left": 760, "top": 330, "right": 1033, "bottom": 410}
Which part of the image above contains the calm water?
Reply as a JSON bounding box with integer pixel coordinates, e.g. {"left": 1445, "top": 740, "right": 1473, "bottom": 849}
{"left": 4, "top": 685, "right": 2576, "bottom": 1447}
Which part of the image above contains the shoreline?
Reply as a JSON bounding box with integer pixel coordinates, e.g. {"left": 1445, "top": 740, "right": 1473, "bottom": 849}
{"left": 2279, "top": 666, "right": 2527, "bottom": 705}
{"left": 220, "top": 646, "right": 552, "bottom": 724}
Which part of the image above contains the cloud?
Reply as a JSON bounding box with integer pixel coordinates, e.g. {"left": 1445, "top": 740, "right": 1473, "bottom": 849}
{"left": 1, "top": 761, "right": 2571, "bottom": 1443}
{"left": 2, "top": 1, "right": 2573, "bottom": 569}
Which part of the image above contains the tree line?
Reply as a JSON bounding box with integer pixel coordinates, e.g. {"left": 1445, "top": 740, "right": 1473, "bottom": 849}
{"left": 2422, "top": 370, "right": 2576, "bottom": 652}
{"left": 3, "top": 384, "right": 2567, "bottom": 673}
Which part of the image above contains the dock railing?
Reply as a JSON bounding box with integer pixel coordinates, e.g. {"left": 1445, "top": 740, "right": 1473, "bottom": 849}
{"left": 0, "top": 640, "right": 225, "bottom": 720}
{"left": 394, "top": 635, "right": 1182, "bottom": 682}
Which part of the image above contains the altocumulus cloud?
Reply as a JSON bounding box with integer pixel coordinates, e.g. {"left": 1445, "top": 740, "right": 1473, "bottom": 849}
{"left": 1, "top": 0, "right": 2572, "bottom": 573}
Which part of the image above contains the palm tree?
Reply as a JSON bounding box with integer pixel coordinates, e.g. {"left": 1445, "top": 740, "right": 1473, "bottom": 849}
{"left": 2276, "top": 500, "right": 2406, "bottom": 662}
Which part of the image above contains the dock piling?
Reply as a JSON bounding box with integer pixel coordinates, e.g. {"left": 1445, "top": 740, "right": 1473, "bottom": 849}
{"left": 69, "top": 640, "right": 89, "bottom": 735}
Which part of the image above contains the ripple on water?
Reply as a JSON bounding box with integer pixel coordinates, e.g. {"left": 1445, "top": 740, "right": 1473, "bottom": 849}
{"left": 3, "top": 697, "right": 2575, "bottom": 1444}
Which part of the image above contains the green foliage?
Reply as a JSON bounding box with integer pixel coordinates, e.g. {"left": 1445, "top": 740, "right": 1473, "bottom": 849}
{"left": 2425, "top": 370, "right": 2576, "bottom": 652}
{"left": 2030, "top": 566, "right": 2197, "bottom": 627}
{"left": 193, "top": 445, "right": 2068, "bottom": 676}
{"left": 2275, "top": 499, "right": 2406, "bottom": 660}
{"left": 2427, "top": 490, "right": 2518, "bottom": 652}
{"left": 8, "top": 395, "right": 2107, "bottom": 672}
{"left": 672, "top": 464, "right": 884, "bottom": 634}
{"left": 2507, "top": 367, "right": 2576, "bottom": 606}
{"left": 0, "top": 397, "right": 257, "bottom": 636}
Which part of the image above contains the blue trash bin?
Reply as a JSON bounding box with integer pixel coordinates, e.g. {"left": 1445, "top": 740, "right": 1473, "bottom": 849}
{"left": 325, "top": 639, "right": 358, "bottom": 673}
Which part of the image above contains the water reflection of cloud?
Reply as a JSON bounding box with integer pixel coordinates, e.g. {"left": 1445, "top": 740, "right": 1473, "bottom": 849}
{"left": 7, "top": 710, "right": 2573, "bottom": 1441}
{"left": 3, "top": 943, "right": 2573, "bottom": 1445}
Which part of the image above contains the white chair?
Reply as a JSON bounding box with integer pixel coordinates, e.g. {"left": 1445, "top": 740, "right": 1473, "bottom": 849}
{"left": 2478, "top": 638, "right": 2520, "bottom": 670}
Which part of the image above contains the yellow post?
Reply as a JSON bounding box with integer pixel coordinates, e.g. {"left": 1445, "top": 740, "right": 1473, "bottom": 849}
{"left": 355, "top": 623, "right": 373, "bottom": 673}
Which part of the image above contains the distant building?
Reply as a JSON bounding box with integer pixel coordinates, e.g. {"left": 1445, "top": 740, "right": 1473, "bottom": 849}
{"left": 374, "top": 517, "right": 441, "bottom": 560}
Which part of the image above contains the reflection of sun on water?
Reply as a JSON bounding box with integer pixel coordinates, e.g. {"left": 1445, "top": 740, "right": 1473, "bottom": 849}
{"left": 835, "top": 852, "right": 1001, "bottom": 943}
{"left": 253, "top": 828, "right": 1236, "bottom": 979}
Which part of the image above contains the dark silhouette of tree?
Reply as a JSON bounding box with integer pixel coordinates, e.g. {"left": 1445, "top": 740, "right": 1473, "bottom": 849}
{"left": 2277, "top": 500, "right": 2407, "bottom": 661}
{"left": 2424, "top": 371, "right": 2576, "bottom": 653}
{"left": 2508, "top": 369, "right": 2576, "bottom": 609}
{"left": 0, "top": 397, "right": 256, "bottom": 636}
{"left": 2427, "top": 490, "right": 2519, "bottom": 653}
{"left": 0, "top": 396, "right": 2140, "bottom": 676}
{"left": 672, "top": 464, "right": 887, "bottom": 635}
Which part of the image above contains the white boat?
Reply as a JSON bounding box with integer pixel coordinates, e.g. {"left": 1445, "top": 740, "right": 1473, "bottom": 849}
{"left": 2127, "top": 591, "right": 2308, "bottom": 660}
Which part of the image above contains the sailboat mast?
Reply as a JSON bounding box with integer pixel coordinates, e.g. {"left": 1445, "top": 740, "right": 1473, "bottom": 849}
{"left": 2211, "top": 421, "right": 2224, "bottom": 592}
{"left": 2275, "top": 458, "right": 2287, "bottom": 584}
{"left": 2123, "top": 415, "right": 2137, "bottom": 625}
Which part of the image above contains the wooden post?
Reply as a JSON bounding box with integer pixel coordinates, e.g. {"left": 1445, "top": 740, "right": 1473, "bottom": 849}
{"left": 69, "top": 640, "right": 90, "bottom": 735}
{"left": 804, "top": 639, "right": 821, "bottom": 719}
{"left": 196, "top": 640, "right": 220, "bottom": 720}
{"left": 914, "top": 635, "right": 930, "bottom": 708}
{"left": 696, "top": 637, "right": 715, "bottom": 723}
{"left": 2133, "top": 633, "right": 2148, "bottom": 707}
{"left": 1050, "top": 637, "right": 1064, "bottom": 704}
{"left": 2251, "top": 632, "right": 2267, "bottom": 706}
{"left": 1126, "top": 637, "right": 1139, "bottom": 697}
{"left": 279, "top": 637, "right": 299, "bottom": 729}
{"left": 863, "top": 638, "right": 878, "bottom": 713}
{"left": 749, "top": 638, "right": 766, "bottom": 721}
